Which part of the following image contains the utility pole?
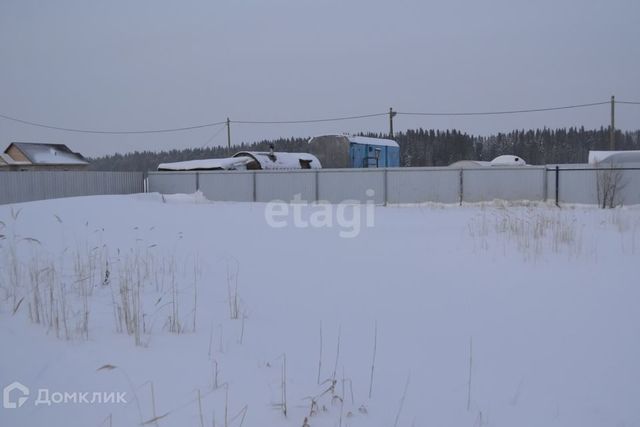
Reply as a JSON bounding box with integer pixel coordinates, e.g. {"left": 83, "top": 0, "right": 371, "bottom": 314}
{"left": 389, "top": 107, "right": 397, "bottom": 139}
{"left": 226, "top": 117, "right": 231, "bottom": 150}
{"left": 609, "top": 96, "right": 615, "bottom": 151}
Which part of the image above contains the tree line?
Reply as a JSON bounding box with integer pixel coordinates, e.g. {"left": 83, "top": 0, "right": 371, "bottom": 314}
{"left": 89, "top": 127, "right": 640, "bottom": 171}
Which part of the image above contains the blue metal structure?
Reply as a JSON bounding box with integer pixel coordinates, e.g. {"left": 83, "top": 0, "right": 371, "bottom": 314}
{"left": 348, "top": 136, "right": 400, "bottom": 168}
{"left": 308, "top": 135, "right": 400, "bottom": 169}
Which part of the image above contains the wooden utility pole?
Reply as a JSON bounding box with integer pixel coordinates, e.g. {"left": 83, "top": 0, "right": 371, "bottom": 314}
{"left": 389, "top": 107, "right": 397, "bottom": 139}
{"left": 226, "top": 117, "right": 231, "bottom": 149}
{"left": 609, "top": 96, "right": 615, "bottom": 150}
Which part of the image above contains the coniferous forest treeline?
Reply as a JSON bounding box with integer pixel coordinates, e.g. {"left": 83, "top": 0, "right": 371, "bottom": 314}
{"left": 89, "top": 127, "right": 640, "bottom": 171}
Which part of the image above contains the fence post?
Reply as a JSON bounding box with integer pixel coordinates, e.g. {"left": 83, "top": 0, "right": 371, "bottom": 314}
{"left": 384, "top": 168, "right": 388, "bottom": 206}
{"left": 196, "top": 172, "right": 200, "bottom": 192}
{"left": 252, "top": 171, "right": 257, "bottom": 202}
{"left": 315, "top": 170, "right": 319, "bottom": 202}
{"left": 555, "top": 166, "right": 560, "bottom": 207}
{"left": 459, "top": 169, "right": 464, "bottom": 205}
{"left": 542, "top": 168, "right": 547, "bottom": 202}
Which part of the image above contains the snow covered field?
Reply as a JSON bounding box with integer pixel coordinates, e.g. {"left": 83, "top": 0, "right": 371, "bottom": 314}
{"left": 0, "top": 194, "right": 639, "bottom": 427}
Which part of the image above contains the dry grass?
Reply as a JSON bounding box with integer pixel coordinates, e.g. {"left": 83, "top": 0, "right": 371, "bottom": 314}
{"left": 0, "top": 214, "right": 202, "bottom": 346}
{"left": 468, "top": 207, "right": 584, "bottom": 260}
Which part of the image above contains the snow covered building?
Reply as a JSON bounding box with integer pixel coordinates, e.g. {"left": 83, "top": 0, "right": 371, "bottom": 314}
{"left": 157, "top": 151, "right": 321, "bottom": 171}
{"left": 449, "top": 155, "right": 528, "bottom": 168}
{"left": 1, "top": 142, "right": 89, "bottom": 171}
{"left": 308, "top": 135, "right": 400, "bottom": 168}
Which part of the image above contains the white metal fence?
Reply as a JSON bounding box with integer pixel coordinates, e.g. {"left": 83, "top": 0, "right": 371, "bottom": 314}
{"left": 0, "top": 171, "right": 144, "bottom": 205}
{"left": 147, "top": 166, "right": 640, "bottom": 206}
{"left": 3, "top": 167, "right": 638, "bottom": 206}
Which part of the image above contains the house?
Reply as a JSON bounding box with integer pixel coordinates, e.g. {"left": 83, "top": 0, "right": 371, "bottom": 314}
{"left": 157, "top": 149, "right": 321, "bottom": 171}
{"left": 308, "top": 135, "right": 400, "bottom": 168}
{"left": 1, "top": 142, "right": 89, "bottom": 171}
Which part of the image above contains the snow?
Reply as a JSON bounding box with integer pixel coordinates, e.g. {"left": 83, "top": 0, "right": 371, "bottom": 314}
{"left": 234, "top": 151, "right": 322, "bottom": 169}
{"left": 347, "top": 136, "right": 399, "bottom": 148}
{"left": 157, "top": 157, "right": 252, "bottom": 171}
{"left": 0, "top": 195, "right": 639, "bottom": 427}
{"left": 490, "top": 155, "right": 527, "bottom": 166}
{"left": 310, "top": 135, "right": 399, "bottom": 148}
{"left": 588, "top": 150, "right": 640, "bottom": 165}
{"left": 450, "top": 156, "right": 527, "bottom": 167}
{"left": 12, "top": 143, "right": 88, "bottom": 165}
{"left": 159, "top": 153, "right": 321, "bottom": 171}
{"left": 449, "top": 160, "right": 492, "bottom": 168}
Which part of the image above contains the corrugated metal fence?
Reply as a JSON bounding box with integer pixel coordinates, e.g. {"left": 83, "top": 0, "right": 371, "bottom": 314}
{"left": 148, "top": 166, "right": 640, "bottom": 206}
{"left": 0, "top": 171, "right": 144, "bottom": 205}
{"left": 3, "top": 168, "right": 639, "bottom": 206}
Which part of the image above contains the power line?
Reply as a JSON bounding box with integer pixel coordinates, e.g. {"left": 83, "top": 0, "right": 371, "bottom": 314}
{"left": 0, "top": 113, "right": 227, "bottom": 134}
{"left": 199, "top": 123, "right": 227, "bottom": 149}
{"left": 397, "top": 101, "right": 610, "bottom": 117}
{"left": 230, "top": 112, "right": 388, "bottom": 124}
{"left": 0, "top": 99, "right": 636, "bottom": 135}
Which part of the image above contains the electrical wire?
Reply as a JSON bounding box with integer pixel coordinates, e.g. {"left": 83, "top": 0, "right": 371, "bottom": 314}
{"left": 199, "top": 123, "right": 227, "bottom": 149}
{"left": 230, "top": 112, "right": 388, "bottom": 124}
{"left": 0, "top": 99, "right": 636, "bottom": 134}
{"left": 397, "top": 101, "right": 610, "bottom": 117}
{"left": 0, "top": 112, "right": 227, "bottom": 134}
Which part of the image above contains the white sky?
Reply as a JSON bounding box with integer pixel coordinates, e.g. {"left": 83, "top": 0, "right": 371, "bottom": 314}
{"left": 1, "top": 0, "right": 639, "bottom": 157}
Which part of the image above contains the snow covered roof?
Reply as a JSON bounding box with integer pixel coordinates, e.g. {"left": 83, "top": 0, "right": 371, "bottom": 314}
{"left": 588, "top": 150, "right": 640, "bottom": 165}
{"left": 233, "top": 151, "right": 322, "bottom": 170}
{"left": 6, "top": 142, "right": 88, "bottom": 165}
{"left": 490, "top": 155, "right": 527, "bottom": 166}
{"left": 449, "top": 160, "right": 492, "bottom": 168}
{"left": 346, "top": 135, "right": 399, "bottom": 148}
{"left": 449, "top": 155, "right": 527, "bottom": 168}
{"left": 158, "top": 156, "right": 252, "bottom": 171}
{"left": 157, "top": 152, "right": 321, "bottom": 171}
{"left": 309, "top": 135, "right": 399, "bottom": 148}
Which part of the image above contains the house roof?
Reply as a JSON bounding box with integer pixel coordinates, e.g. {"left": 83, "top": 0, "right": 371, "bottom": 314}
{"left": 0, "top": 152, "right": 30, "bottom": 166}
{"left": 310, "top": 134, "right": 399, "bottom": 148}
{"left": 6, "top": 142, "right": 89, "bottom": 165}
{"left": 346, "top": 135, "right": 399, "bottom": 148}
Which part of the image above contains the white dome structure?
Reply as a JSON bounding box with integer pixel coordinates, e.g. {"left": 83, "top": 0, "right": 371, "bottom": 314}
{"left": 490, "top": 155, "right": 527, "bottom": 166}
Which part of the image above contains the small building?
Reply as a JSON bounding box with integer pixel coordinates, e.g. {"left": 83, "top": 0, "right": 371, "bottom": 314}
{"left": 157, "top": 150, "right": 321, "bottom": 171}
{"left": 1, "top": 142, "right": 89, "bottom": 171}
{"left": 308, "top": 135, "right": 400, "bottom": 168}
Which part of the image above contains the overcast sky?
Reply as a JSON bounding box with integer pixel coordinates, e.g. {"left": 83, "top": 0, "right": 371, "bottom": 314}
{"left": 1, "top": 0, "right": 638, "bottom": 157}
